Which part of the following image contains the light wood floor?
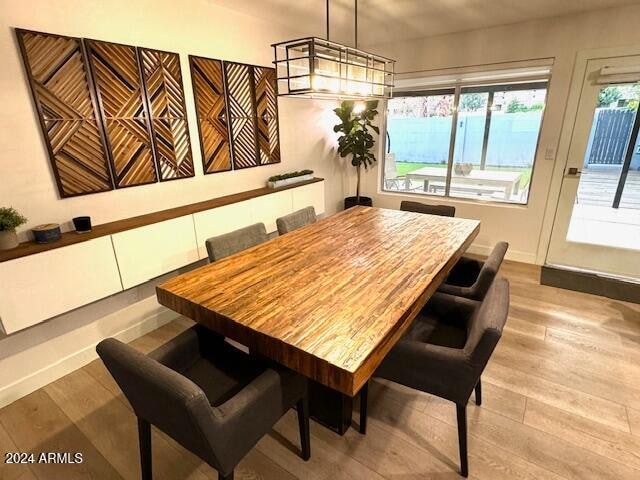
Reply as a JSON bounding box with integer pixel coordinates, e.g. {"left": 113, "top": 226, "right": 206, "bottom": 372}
{"left": 1, "top": 260, "right": 640, "bottom": 480}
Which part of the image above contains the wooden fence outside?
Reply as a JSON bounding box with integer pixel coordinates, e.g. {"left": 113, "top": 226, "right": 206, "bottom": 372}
{"left": 587, "top": 108, "right": 636, "bottom": 165}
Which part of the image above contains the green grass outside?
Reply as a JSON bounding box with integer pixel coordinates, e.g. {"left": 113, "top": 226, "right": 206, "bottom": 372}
{"left": 395, "top": 162, "right": 533, "bottom": 190}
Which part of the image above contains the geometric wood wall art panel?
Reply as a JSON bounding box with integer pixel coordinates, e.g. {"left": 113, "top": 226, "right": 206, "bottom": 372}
{"left": 85, "top": 39, "right": 158, "bottom": 188}
{"left": 15, "top": 29, "right": 114, "bottom": 198}
{"left": 224, "top": 61, "right": 261, "bottom": 170}
{"left": 189, "top": 55, "right": 232, "bottom": 174}
{"left": 253, "top": 66, "right": 280, "bottom": 165}
{"left": 139, "top": 48, "right": 194, "bottom": 181}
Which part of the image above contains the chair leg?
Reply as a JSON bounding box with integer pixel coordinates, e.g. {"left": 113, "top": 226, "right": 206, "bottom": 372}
{"left": 475, "top": 378, "right": 482, "bottom": 406}
{"left": 296, "top": 396, "right": 311, "bottom": 461}
{"left": 456, "top": 404, "right": 469, "bottom": 478}
{"left": 359, "top": 381, "right": 369, "bottom": 435}
{"left": 137, "top": 417, "right": 152, "bottom": 480}
{"left": 218, "top": 471, "right": 234, "bottom": 480}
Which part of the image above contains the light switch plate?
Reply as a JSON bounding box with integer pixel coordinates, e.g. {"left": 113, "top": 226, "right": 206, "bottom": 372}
{"left": 544, "top": 145, "right": 556, "bottom": 160}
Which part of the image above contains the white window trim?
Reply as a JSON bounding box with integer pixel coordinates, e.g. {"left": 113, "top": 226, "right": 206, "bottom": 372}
{"left": 394, "top": 66, "right": 551, "bottom": 92}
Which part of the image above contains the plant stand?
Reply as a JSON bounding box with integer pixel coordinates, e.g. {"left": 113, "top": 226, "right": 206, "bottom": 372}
{"left": 344, "top": 196, "right": 373, "bottom": 209}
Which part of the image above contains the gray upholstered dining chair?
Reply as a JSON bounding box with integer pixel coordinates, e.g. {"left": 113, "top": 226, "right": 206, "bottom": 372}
{"left": 276, "top": 206, "right": 317, "bottom": 235}
{"left": 97, "top": 325, "right": 310, "bottom": 480}
{"left": 366, "top": 278, "right": 509, "bottom": 477}
{"left": 438, "top": 242, "right": 509, "bottom": 301}
{"left": 400, "top": 200, "right": 456, "bottom": 217}
{"left": 206, "top": 223, "right": 268, "bottom": 262}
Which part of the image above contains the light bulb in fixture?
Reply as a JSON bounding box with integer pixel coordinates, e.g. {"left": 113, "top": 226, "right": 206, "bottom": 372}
{"left": 312, "top": 74, "right": 340, "bottom": 93}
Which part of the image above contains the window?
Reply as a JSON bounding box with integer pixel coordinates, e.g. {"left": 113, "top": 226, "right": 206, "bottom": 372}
{"left": 383, "top": 82, "right": 548, "bottom": 204}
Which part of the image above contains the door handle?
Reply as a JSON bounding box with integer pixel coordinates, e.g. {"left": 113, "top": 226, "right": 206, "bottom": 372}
{"left": 565, "top": 167, "right": 582, "bottom": 177}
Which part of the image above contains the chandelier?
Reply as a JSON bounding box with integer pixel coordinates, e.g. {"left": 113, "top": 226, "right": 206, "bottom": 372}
{"left": 271, "top": 0, "right": 395, "bottom": 99}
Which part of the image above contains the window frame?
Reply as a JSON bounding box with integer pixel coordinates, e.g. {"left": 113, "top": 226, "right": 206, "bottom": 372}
{"left": 381, "top": 80, "right": 549, "bottom": 206}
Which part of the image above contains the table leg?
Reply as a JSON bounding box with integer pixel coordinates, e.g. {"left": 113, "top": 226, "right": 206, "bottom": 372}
{"left": 309, "top": 380, "right": 353, "bottom": 435}
{"left": 359, "top": 381, "right": 369, "bottom": 434}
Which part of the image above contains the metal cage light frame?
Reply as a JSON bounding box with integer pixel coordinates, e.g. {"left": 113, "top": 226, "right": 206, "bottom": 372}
{"left": 271, "top": 1, "right": 395, "bottom": 99}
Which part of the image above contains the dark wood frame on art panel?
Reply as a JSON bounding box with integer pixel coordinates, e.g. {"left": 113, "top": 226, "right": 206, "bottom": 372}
{"left": 223, "top": 60, "right": 261, "bottom": 170}
{"left": 188, "top": 55, "right": 233, "bottom": 175}
{"left": 253, "top": 65, "right": 281, "bottom": 166}
{"left": 15, "top": 28, "right": 115, "bottom": 198}
{"left": 223, "top": 60, "right": 281, "bottom": 170}
{"left": 138, "top": 47, "right": 195, "bottom": 182}
{"left": 84, "top": 38, "right": 159, "bottom": 189}
{"left": 16, "top": 26, "right": 282, "bottom": 197}
{"left": 189, "top": 56, "right": 281, "bottom": 174}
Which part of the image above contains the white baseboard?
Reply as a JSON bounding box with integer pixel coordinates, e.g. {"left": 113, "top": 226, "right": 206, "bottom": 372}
{"left": 0, "top": 298, "right": 180, "bottom": 410}
{"left": 467, "top": 243, "right": 538, "bottom": 265}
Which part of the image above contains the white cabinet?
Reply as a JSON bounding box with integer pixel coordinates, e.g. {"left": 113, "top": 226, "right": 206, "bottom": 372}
{"left": 0, "top": 180, "right": 324, "bottom": 334}
{"left": 0, "top": 237, "right": 123, "bottom": 334}
{"left": 112, "top": 215, "right": 199, "bottom": 289}
{"left": 193, "top": 200, "right": 253, "bottom": 259}
{"left": 250, "top": 190, "right": 294, "bottom": 233}
{"left": 292, "top": 180, "right": 325, "bottom": 215}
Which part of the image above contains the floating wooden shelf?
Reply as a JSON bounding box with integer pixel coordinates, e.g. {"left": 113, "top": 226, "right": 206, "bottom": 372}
{"left": 0, "top": 177, "right": 323, "bottom": 263}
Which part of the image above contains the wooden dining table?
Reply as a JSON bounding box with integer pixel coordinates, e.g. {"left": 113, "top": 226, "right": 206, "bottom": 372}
{"left": 157, "top": 205, "right": 479, "bottom": 401}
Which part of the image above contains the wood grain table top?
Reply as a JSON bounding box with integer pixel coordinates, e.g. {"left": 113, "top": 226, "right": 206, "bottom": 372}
{"left": 156, "top": 206, "right": 480, "bottom": 396}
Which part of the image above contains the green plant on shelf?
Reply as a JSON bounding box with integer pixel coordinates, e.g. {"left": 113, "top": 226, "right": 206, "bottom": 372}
{"left": 268, "top": 170, "right": 314, "bottom": 182}
{"left": 0, "top": 207, "right": 27, "bottom": 232}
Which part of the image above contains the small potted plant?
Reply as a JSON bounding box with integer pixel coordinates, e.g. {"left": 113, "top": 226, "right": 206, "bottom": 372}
{"left": 0, "top": 207, "right": 27, "bottom": 250}
{"left": 267, "top": 169, "right": 314, "bottom": 189}
{"left": 333, "top": 100, "right": 379, "bottom": 209}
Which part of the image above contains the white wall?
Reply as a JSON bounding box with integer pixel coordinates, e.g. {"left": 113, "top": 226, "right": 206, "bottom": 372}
{"left": 0, "top": 0, "right": 348, "bottom": 406}
{"left": 0, "top": 0, "right": 348, "bottom": 236}
{"left": 361, "top": 4, "right": 640, "bottom": 264}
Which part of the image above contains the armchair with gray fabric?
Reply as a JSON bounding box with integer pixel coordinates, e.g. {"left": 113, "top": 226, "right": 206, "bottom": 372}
{"left": 276, "top": 206, "right": 317, "bottom": 235}
{"left": 368, "top": 277, "right": 510, "bottom": 477}
{"left": 400, "top": 200, "right": 456, "bottom": 217}
{"left": 206, "top": 223, "right": 268, "bottom": 262}
{"left": 97, "top": 325, "right": 310, "bottom": 480}
{"left": 438, "top": 241, "right": 509, "bottom": 301}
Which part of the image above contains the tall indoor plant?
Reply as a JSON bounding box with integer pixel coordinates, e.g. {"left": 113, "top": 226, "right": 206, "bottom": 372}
{"left": 0, "top": 207, "right": 27, "bottom": 250}
{"left": 333, "top": 100, "right": 379, "bottom": 209}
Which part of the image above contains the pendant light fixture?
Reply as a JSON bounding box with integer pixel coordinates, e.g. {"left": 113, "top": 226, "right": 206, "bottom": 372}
{"left": 272, "top": 0, "right": 395, "bottom": 99}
